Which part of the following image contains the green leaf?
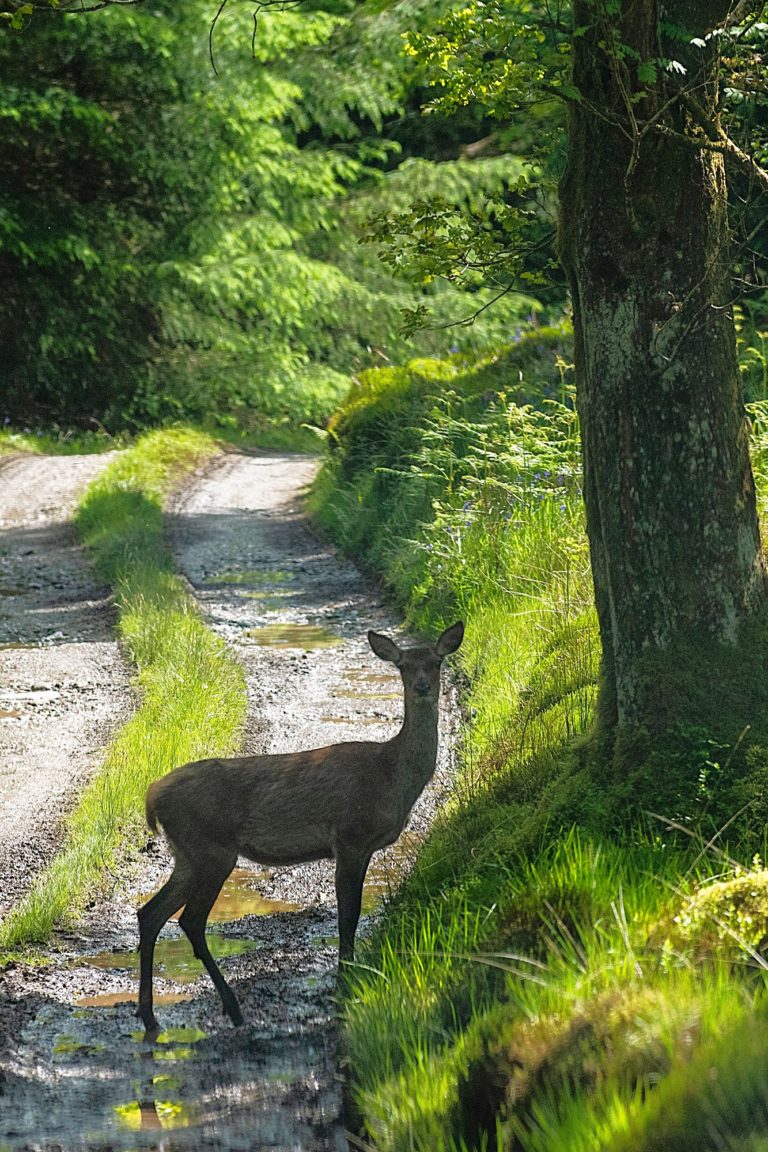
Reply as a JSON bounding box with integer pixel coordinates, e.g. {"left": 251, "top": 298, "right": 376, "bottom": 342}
{"left": 10, "top": 4, "right": 33, "bottom": 29}
{"left": 637, "top": 59, "right": 658, "bottom": 85}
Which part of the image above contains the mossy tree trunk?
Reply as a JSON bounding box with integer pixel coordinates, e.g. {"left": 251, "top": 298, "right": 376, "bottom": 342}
{"left": 559, "top": 1, "right": 767, "bottom": 751}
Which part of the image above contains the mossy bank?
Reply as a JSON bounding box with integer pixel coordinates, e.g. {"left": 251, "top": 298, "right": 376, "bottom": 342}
{"left": 313, "top": 338, "right": 768, "bottom": 1151}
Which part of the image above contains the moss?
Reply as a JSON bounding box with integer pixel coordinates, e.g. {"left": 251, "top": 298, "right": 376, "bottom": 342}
{"left": 585, "top": 611, "right": 768, "bottom": 843}
{"left": 454, "top": 985, "right": 688, "bottom": 1151}
{"left": 655, "top": 864, "right": 768, "bottom": 969}
{"left": 611, "top": 1004, "right": 768, "bottom": 1152}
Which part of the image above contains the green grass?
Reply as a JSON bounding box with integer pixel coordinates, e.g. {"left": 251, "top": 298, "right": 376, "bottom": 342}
{"left": 0, "top": 427, "right": 247, "bottom": 950}
{"left": 344, "top": 824, "right": 768, "bottom": 1151}
{"left": 312, "top": 347, "right": 768, "bottom": 1150}
{"left": 0, "top": 419, "right": 320, "bottom": 458}
{"left": 0, "top": 426, "right": 125, "bottom": 455}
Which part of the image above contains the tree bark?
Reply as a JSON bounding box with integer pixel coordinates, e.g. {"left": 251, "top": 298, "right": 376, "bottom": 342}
{"left": 559, "top": 0, "right": 767, "bottom": 737}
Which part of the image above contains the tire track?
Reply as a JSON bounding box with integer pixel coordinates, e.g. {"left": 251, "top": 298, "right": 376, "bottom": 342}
{"left": 0, "top": 453, "right": 128, "bottom": 915}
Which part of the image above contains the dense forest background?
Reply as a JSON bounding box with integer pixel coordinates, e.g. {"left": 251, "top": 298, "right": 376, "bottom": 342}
{"left": 3, "top": 1, "right": 766, "bottom": 430}
{"left": 0, "top": 0, "right": 566, "bottom": 432}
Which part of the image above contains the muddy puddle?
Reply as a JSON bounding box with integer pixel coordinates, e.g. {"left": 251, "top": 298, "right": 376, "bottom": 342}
{"left": 0, "top": 451, "right": 460, "bottom": 1151}
{"left": 245, "top": 623, "right": 341, "bottom": 649}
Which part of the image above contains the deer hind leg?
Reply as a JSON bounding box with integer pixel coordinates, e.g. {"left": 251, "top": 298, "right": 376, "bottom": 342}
{"left": 137, "top": 865, "right": 193, "bottom": 1038}
{"left": 335, "top": 849, "right": 373, "bottom": 963}
{"left": 177, "top": 852, "right": 241, "bottom": 1025}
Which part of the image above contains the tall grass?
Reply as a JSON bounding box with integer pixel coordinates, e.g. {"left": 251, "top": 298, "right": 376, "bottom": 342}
{"left": 344, "top": 823, "right": 768, "bottom": 1151}
{"left": 313, "top": 348, "right": 768, "bottom": 1150}
{"left": 313, "top": 376, "right": 599, "bottom": 779}
{"left": 0, "top": 428, "right": 247, "bottom": 949}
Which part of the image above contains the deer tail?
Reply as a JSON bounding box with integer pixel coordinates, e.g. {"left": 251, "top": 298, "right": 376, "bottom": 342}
{"left": 145, "top": 780, "right": 162, "bottom": 834}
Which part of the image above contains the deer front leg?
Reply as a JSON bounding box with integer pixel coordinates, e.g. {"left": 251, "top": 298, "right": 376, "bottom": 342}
{"left": 334, "top": 850, "right": 372, "bottom": 962}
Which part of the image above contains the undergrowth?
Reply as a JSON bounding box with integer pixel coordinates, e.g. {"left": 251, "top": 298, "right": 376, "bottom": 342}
{"left": 0, "top": 428, "right": 247, "bottom": 950}
{"left": 313, "top": 340, "right": 768, "bottom": 1150}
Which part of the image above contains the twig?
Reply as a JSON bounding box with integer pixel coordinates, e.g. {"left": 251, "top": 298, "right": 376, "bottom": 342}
{"left": 209, "top": 0, "right": 228, "bottom": 75}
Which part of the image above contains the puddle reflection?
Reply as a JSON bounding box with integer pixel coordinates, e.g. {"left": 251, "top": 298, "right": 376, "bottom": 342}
{"left": 342, "top": 668, "right": 399, "bottom": 683}
{"left": 333, "top": 687, "right": 401, "bottom": 700}
{"left": 139, "top": 866, "right": 300, "bottom": 923}
{"left": 77, "top": 990, "right": 191, "bottom": 1009}
{"left": 203, "top": 569, "right": 291, "bottom": 586}
{"left": 53, "top": 1034, "right": 107, "bottom": 1056}
{"left": 206, "top": 867, "right": 300, "bottom": 920}
{"left": 245, "top": 624, "right": 340, "bottom": 649}
{"left": 320, "top": 714, "right": 388, "bottom": 726}
{"left": 361, "top": 833, "right": 423, "bottom": 913}
{"left": 78, "top": 933, "right": 261, "bottom": 984}
{"left": 116, "top": 1096, "right": 196, "bottom": 1131}
{"left": 240, "top": 588, "right": 293, "bottom": 600}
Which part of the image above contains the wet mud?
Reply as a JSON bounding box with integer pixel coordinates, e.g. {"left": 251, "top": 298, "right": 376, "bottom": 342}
{"left": 0, "top": 451, "right": 460, "bottom": 1151}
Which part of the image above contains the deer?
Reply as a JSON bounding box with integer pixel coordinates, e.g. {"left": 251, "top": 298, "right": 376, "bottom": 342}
{"left": 136, "top": 620, "right": 464, "bottom": 1036}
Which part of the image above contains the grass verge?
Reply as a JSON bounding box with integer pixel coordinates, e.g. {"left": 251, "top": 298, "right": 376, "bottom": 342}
{"left": 0, "top": 420, "right": 321, "bottom": 458}
{"left": 0, "top": 427, "right": 125, "bottom": 455}
{"left": 0, "top": 427, "right": 247, "bottom": 951}
{"left": 312, "top": 345, "right": 768, "bottom": 1150}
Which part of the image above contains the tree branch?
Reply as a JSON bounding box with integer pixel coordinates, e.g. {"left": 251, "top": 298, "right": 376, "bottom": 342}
{"left": 721, "top": 0, "right": 768, "bottom": 31}
{"left": 682, "top": 90, "right": 768, "bottom": 193}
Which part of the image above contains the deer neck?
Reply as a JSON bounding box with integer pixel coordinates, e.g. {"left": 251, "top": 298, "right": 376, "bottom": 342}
{"left": 393, "top": 696, "right": 439, "bottom": 793}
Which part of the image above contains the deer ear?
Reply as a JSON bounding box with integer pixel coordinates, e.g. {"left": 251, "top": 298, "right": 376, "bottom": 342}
{"left": 368, "top": 630, "right": 402, "bottom": 664}
{"left": 436, "top": 621, "right": 464, "bottom": 657}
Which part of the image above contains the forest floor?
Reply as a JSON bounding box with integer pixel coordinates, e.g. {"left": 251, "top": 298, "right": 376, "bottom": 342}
{"left": 0, "top": 450, "right": 460, "bottom": 1152}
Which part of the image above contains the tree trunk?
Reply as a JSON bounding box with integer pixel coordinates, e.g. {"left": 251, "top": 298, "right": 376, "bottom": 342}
{"left": 559, "top": 0, "right": 767, "bottom": 742}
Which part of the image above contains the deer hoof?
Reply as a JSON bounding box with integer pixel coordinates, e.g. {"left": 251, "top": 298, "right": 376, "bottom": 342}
{"left": 142, "top": 1020, "right": 161, "bottom": 1043}
{"left": 223, "top": 996, "right": 244, "bottom": 1027}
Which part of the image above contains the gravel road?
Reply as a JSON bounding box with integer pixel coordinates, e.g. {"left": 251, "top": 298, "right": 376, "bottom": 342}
{"left": 0, "top": 450, "right": 461, "bottom": 1152}
{"left": 0, "top": 453, "right": 127, "bottom": 914}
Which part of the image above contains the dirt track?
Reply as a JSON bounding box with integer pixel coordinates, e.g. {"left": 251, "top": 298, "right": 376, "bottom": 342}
{"left": 0, "top": 453, "right": 127, "bottom": 915}
{"left": 0, "top": 450, "right": 460, "bottom": 1151}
